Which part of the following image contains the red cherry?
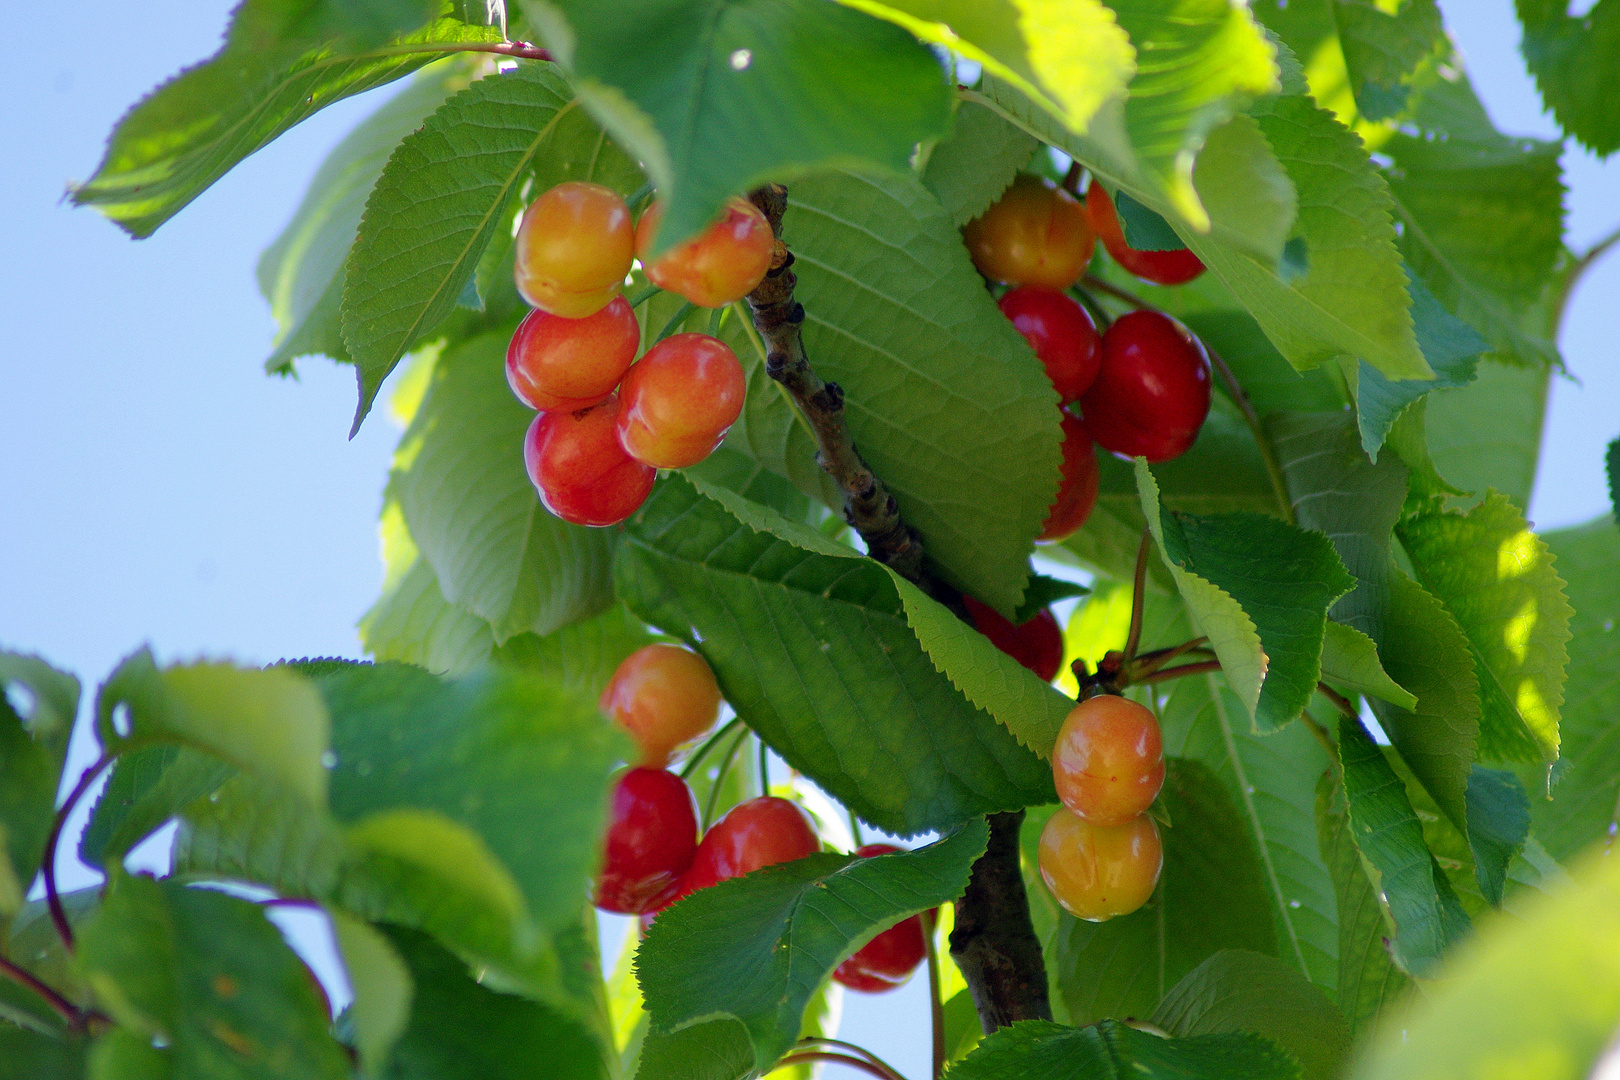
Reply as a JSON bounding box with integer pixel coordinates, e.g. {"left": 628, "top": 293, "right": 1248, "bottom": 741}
{"left": 505, "top": 297, "right": 641, "bottom": 412}
{"left": 997, "top": 287, "right": 1102, "bottom": 403}
{"left": 1084, "top": 184, "right": 1205, "bottom": 287}
{"left": 962, "top": 596, "right": 1064, "bottom": 683}
{"left": 594, "top": 767, "right": 700, "bottom": 914}
{"left": 616, "top": 333, "right": 746, "bottom": 469}
{"left": 523, "top": 395, "right": 656, "bottom": 527}
{"left": 1040, "top": 412, "right": 1100, "bottom": 542}
{"left": 1052, "top": 695, "right": 1166, "bottom": 826}
{"left": 832, "top": 844, "right": 929, "bottom": 993}
{"left": 600, "top": 644, "right": 723, "bottom": 767}
{"left": 1080, "top": 311, "right": 1210, "bottom": 464}
{"left": 672, "top": 796, "right": 821, "bottom": 900}
{"left": 636, "top": 198, "right": 775, "bottom": 308}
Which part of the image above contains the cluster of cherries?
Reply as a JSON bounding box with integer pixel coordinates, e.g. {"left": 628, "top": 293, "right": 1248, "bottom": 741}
{"left": 963, "top": 173, "right": 1215, "bottom": 543}
{"left": 591, "top": 643, "right": 930, "bottom": 993}
{"left": 508, "top": 183, "right": 779, "bottom": 526}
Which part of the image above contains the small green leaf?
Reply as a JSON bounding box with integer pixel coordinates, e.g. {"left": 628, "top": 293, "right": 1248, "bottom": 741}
{"left": 1516, "top": 0, "right": 1620, "bottom": 156}
{"left": 637, "top": 822, "right": 987, "bottom": 1073}
{"left": 1607, "top": 438, "right": 1620, "bottom": 520}
{"left": 1319, "top": 622, "right": 1416, "bottom": 710}
{"left": 921, "top": 101, "right": 1037, "bottom": 227}
{"left": 1463, "top": 767, "right": 1531, "bottom": 907}
{"left": 947, "top": 1018, "right": 1300, "bottom": 1080}
{"left": 328, "top": 911, "right": 411, "bottom": 1078}
{"left": 0, "top": 654, "right": 77, "bottom": 914}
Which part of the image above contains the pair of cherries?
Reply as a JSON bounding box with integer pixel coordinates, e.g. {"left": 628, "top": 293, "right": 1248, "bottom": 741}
{"left": 510, "top": 183, "right": 777, "bottom": 526}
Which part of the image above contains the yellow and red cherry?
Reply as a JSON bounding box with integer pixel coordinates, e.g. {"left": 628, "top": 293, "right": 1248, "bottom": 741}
{"left": 600, "top": 644, "right": 723, "bottom": 767}
{"left": 997, "top": 287, "right": 1102, "bottom": 403}
{"left": 505, "top": 297, "right": 641, "bottom": 412}
{"left": 832, "top": 844, "right": 930, "bottom": 993}
{"left": 636, "top": 197, "right": 775, "bottom": 308}
{"left": 523, "top": 395, "right": 656, "bottom": 527}
{"left": 1080, "top": 311, "right": 1210, "bottom": 464}
{"left": 962, "top": 596, "right": 1064, "bottom": 683}
{"left": 1052, "top": 694, "right": 1165, "bottom": 826}
{"left": 671, "top": 795, "right": 820, "bottom": 901}
{"left": 616, "top": 333, "right": 746, "bottom": 469}
{"left": 1085, "top": 184, "right": 1205, "bottom": 287}
{"left": 594, "top": 767, "right": 700, "bottom": 914}
{"left": 1039, "top": 412, "right": 1100, "bottom": 542}
{"left": 514, "top": 181, "right": 634, "bottom": 318}
{"left": 1038, "top": 807, "right": 1161, "bottom": 921}
{"left": 962, "top": 174, "right": 1095, "bottom": 290}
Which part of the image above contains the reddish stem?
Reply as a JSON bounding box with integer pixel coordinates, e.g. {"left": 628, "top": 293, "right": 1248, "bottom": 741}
{"left": 777, "top": 1052, "right": 906, "bottom": 1080}
{"left": 1123, "top": 529, "right": 1152, "bottom": 663}
{"left": 0, "top": 955, "right": 83, "bottom": 1030}
{"left": 1316, "top": 681, "right": 1361, "bottom": 721}
{"left": 43, "top": 755, "right": 114, "bottom": 953}
{"left": 1132, "top": 659, "right": 1223, "bottom": 686}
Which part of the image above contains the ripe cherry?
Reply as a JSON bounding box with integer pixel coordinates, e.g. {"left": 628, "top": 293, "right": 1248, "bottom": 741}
{"left": 1038, "top": 807, "right": 1161, "bottom": 921}
{"left": 1040, "top": 412, "right": 1100, "bottom": 542}
{"left": 832, "top": 844, "right": 929, "bottom": 993}
{"left": 523, "top": 395, "right": 656, "bottom": 527}
{"left": 1052, "top": 694, "right": 1165, "bottom": 826}
{"left": 600, "top": 644, "right": 724, "bottom": 767}
{"left": 962, "top": 174, "right": 1094, "bottom": 290}
{"left": 594, "top": 767, "right": 700, "bottom": 914}
{"left": 997, "top": 287, "right": 1101, "bottom": 403}
{"left": 1085, "top": 184, "right": 1205, "bottom": 287}
{"left": 616, "top": 333, "right": 746, "bottom": 469}
{"left": 962, "top": 596, "right": 1064, "bottom": 683}
{"left": 636, "top": 198, "right": 775, "bottom": 308}
{"left": 514, "top": 182, "right": 634, "bottom": 318}
{"left": 671, "top": 796, "right": 820, "bottom": 901}
{"left": 505, "top": 297, "right": 640, "bottom": 412}
{"left": 1080, "top": 311, "right": 1210, "bottom": 463}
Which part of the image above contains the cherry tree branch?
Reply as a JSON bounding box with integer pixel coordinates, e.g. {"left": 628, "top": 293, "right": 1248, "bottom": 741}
{"left": 948, "top": 811, "right": 1052, "bottom": 1032}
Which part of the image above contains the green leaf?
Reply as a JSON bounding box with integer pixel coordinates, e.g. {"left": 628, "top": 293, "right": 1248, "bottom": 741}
{"left": 71, "top": 4, "right": 494, "bottom": 237}
{"left": 328, "top": 911, "right": 412, "bottom": 1077}
{"left": 1049, "top": 759, "right": 1280, "bottom": 1025}
{"left": 1397, "top": 492, "right": 1573, "bottom": 764}
{"left": 390, "top": 331, "right": 617, "bottom": 642}
{"left": 527, "top": 0, "right": 951, "bottom": 255}
{"left": 80, "top": 746, "right": 234, "bottom": 871}
{"left": 358, "top": 554, "right": 498, "bottom": 675}
{"left": 1332, "top": 0, "right": 1444, "bottom": 121}
{"left": 88, "top": 1027, "right": 169, "bottom": 1080}
{"left": 634, "top": 1020, "right": 754, "bottom": 1080}
{"left": 3, "top": 889, "right": 98, "bottom": 1023}
{"left": 1335, "top": 715, "right": 1470, "bottom": 978}
{"left": 638, "top": 823, "right": 986, "bottom": 1073}
{"left": 1319, "top": 622, "right": 1416, "bottom": 710}
{"left": 1177, "top": 311, "right": 1344, "bottom": 415}
{"left": 1462, "top": 767, "right": 1531, "bottom": 907}
{"left": 1151, "top": 949, "right": 1348, "bottom": 1080}
{"left": 0, "top": 654, "right": 77, "bottom": 914}
{"left": 258, "top": 62, "right": 469, "bottom": 374}
{"left": 1113, "top": 189, "right": 1186, "bottom": 251}
{"left": 1094, "top": 413, "right": 1285, "bottom": 522}
{"left": 0, "top": 1025, "right": 86, "bottom": 1080}
{"left": 615, "top": 477, "right": 1055, "bottom": 835}
{"left": 946, "top": 1018, "right": 1300, "bottom": 1080}
{"left": 1423, "top": 360, "right": 1550, "bottom": 511}
{"left": 342, "top": 63, "right": 589, "bottom": 429}
{"left": 1012, "top": 575, "right": 1089, "bottom": 625}
{"left": 380, "top": 924, "right": 608, "bottom": 1080}
{"left": 1608, "top": 438, "right": 1620, "bottom": 520}
{"left": 1516, "top": 0, "right": 1620, "bottom": 156}
{"left": 76, "top": 873, "right": 349, "bottom": 1078}
{"left": 1350, "top": 843, "right": 1620, "bottom": 1080}
{"left": 921, "top": 101, "right": 1037, "bottom": 227}
{"left": 95, "top": 650, "right": 330, "bottom": 808}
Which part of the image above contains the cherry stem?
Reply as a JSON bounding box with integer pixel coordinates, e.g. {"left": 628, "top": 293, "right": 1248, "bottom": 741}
{"left": 678, "top": 717, "right": 742, "bottom": 780}
{"left": 43, "top": 754, "right": 114, "bottom": 954}
{"left": 623, "top": 282, "right": 661, "bottom": 309}
{"left": 778, "top": 1052, "right": 907, "bottom": 1080}
{"left": 701, "top": 723, "right": 751, "bottom": 830}
{"left": 1131, "top": 636, "right": 1210, "bottom": 678}
{"left": 652, "top": 300, "right": 695, "bottom": 345}
{"left": 1300, "top": 710, "right": 1338, "bottom": 757}
{"left": 626, "top": 181, "right": 655, "bottom": 212}
{"left": 1070, "top": 286, "right": 1114, "bottom": 331}
{"left": 922, "top": 910, "right": 945, "bottom": 1079}
{"left": 1132, "top": 659, "right": 1223, "bottom": 686}
{"left": 757, "top": 734, "right": 771, "bottom": 799}
{"left": 0, "top": 955, "right": 88, "bottom": 1031}
{"left": 1123, "top": 528, "right": 1152, "bottom": 663}
{"left": 1316, "top": 682, "right": 1361, "bottom": 722}
{"left": 796, "top": 1037, "right": 906, "bottom": 1074}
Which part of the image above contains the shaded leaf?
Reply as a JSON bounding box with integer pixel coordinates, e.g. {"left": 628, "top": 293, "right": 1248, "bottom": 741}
{"left": 1318, "top": 622, "right": 1416, "bottom": 710}
{"left": 1516, "top": 0, "right": 1620, "bottom": 156}
{"left": 80, "top": 746, "right": 233, "bottom": 871}
{"left": 946, "top": 1018, "right": 1299, "bottom": 1080}
{"left": 1332, "top": 0, "right": 1444, "bottom": 120}
{"left": 921, "top": 101, "right": 1037, "bottom": 227}
{"left": 328, "top": 910, "right": 412, "bottom": 1077}
{"left": 0, "top": 654, "right": 77, "bottom": 914}
{"left": 1423, "top": 360, "right": 1550, "bottom": 511}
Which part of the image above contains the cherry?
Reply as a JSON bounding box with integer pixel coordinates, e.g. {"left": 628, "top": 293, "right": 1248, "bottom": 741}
{"left": 523, "top": 395, "right": 656, "bottom": 527}
{"left": 1085, "top": 184, "right": 1205, "bottom": 287}
{"left": 514, "top": 181, "right": 634, "bottom": 318}
{"left": 997, "top": 287, "right": 1102, "bottom": 403}
{"left": 962, "top": 596, "right": 1064, "bottom": 683}
{"left": 1040, "top": 412, "right": 1100, "bottom": 542}
{"left": 670, "top": 795, "right": 820, "bottom": 901}
{"left": 505, "top": 297, "right": 641, "bottom": 412}
{"left": 636, "top": 198, "right": 776, "bottom": 308}
{"left": 594, "top": 767, "right": 700, "bottom": 914}
{"left": 1052, "top": 694, "right": 1165, "bottom": 826}
{"left": 1038, "top": 807, "right": 1161, "bottom": 921}
{"left": 1079, "top": 311, "right": 1210, "bottom": 463}
{"left": 616, "top": 333, "right": 746, "bottom": 469}
{"left": 600, "top": 643, "right": 724, "bottom": 767}
{"left": 962, "top": 174, "right": 1094, "bottom": 290}
{"left": 832, "top": 844, "right": 929, "bottom": 993}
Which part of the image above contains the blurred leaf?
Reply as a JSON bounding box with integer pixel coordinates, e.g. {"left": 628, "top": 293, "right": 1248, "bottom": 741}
{"left": 946, "top": 1018, "right": 1299, "bottom": 1080}
{"left": 87, "top": 1027, "right": 168, "bottom": 1080}
{"left": 0, "top": 653, "right": 77, "bottom": 914}
{"left": 921, "top": 101, "right": 1037, "bottom": 227}
{"left": 3, "top": 889, "right": 98, "bottom": 1020}
{"left": 72, "top": 3, "right": 493, "bottom": 236}
{"left": 358, "top": 554, "right": 498, "bottom": 675}
{"left": 1608, "top": 438, "right": 1620, "bottom": 519}
{"left": 80, "top": 746, "right": 234, "bottom": 871}
{"left": 328, "top": 911, "right": 411, "bottom": 1077}
{"left": 0, "top": 1025, "right": 86, "bottom": 1080}
{"left": 1319, "top": 622, "right": 1416, "bottom": 710}
{"left": 1516, "top": 0, "right": 1620, "bottom": 156}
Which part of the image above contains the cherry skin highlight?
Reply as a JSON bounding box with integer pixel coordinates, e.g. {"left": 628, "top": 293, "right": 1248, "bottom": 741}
{"left": 1085, "top": 184, "right": 1205, "bottom": 287}
{"left": 832, "top": 844, "right": 929, "bottom": 993}
{"left": 514, "top": 181, "right": 634, "bottom": 318}
{"left": 505, "top": 297, "right": 641, "bottom": 412}
{"left": 1040, "top": 412, "right": 1100, "bottom": 542}
{"left": 636, "top": 198, "right": 775, "bottom": 308}
{"left": 1080, "top": 311, "right": 1210, "bottom": 464}
{"left": 962, "top": 596, "right": 1064, "bottom": 683}
{"left": 1052, "top": 694, "right": 1165, "bottom": 826}
{"left": 523, "top": 395, "right": 656, "bottom": 527}
{"left": 669, "top": 796, "right": 820, "bottom": 902}
{"left": 962, "top": 173, "right": 1095, "bottom": 290}
{"left": 600, "top": 643, "right": 724, "bottom": 767}
{"left": 616, "top": 333, "right": 746, "bottom": 469}
{"left": 1038, "top": 807, "right": 1161, "bottom": 921}
{"left": 997, "top": 286, "right": 1102, "bottom": 403}
{"left": 593, "top": 767, "right": 700, "bottom": 914}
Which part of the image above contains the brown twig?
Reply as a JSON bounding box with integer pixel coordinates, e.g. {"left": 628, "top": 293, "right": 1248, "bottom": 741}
{"left": 43, "top": 755, "right": 113, "bottom": 953}
{"left": 948, "top": 811, "right": 1052, "bottom": 1032}
{"left": 1131, "top": 636, "right": 1210, "bottom": 678}
{"left": 1133, "top": 659, "right": 1223, "bottom": 686}
{"left": 1316, "top": 682, "right": 1361, "bottom": 721}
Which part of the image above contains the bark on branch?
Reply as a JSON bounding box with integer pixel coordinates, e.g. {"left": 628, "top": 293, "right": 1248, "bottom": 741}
{"left": 949, "top": 811, "right": 1054, "bottom": 1031}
